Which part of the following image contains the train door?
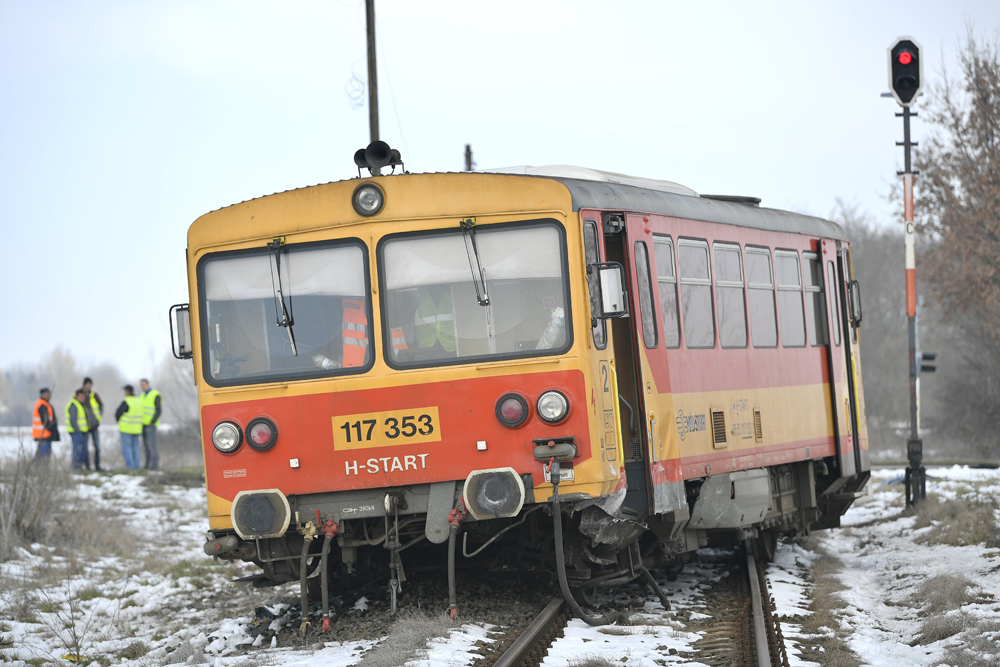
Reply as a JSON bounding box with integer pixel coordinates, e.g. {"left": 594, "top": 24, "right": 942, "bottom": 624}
{"left": 838, "top": 245, "right": 870, "bottom": 478}
{"left": 819, "top": 239, "right": 864, "bottom": 488}
{"left": 601, "top": 213, "right": 652, "bottom": 516}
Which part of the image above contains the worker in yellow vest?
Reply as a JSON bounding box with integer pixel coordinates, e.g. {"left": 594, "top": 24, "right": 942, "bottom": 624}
{"left": 139, "top": 379, "right": 162, "bottom": 470}
{"left": 115, "top": 385, "right": 145, "bottom": 470}
{"left": 65, "top": 388, "right": 90, "bottom": 471}
{"left": 32, "top": 387, "right": 58, "bottom": 459}
{"left": 82, "top": 377, "right": 104, "bottom": 471}
{"left": 415, "top": 287, "right": 456, "bottom": 355}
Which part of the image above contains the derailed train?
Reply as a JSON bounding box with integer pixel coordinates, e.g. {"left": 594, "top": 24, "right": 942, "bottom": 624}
{"left": 174, "top": 150, "right": 869, "bottom": 625}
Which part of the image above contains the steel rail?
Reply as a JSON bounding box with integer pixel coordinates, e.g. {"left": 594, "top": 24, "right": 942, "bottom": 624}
{"left": 493, "top": 598, "right": 563, "bottom": 667}
{"left": 746, "top": 549, "right": 772, "bottom": 667}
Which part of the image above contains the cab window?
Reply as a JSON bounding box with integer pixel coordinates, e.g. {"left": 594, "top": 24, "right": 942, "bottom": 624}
{"left": 379, "top": 220, "right": 571, "bottom": 367}
{"left": 199, "top": 239, "right": 371, "bottom": 386}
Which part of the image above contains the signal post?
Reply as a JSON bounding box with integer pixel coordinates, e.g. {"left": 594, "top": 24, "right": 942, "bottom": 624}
{"left": 887, "top": 37, "right": 925, "bottom": 505}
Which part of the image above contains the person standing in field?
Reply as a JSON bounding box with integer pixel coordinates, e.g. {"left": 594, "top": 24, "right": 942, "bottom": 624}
{"left": 140, "top": 378, "right": 161, "bottom": 470}
{"left": 82, "top": 377, "right": 104, "bottom": 471}
{"left": 115, "top": 384, "right": 144, "bottom": 470}
{"left": 32, "top": 387, "right": 58, "bottom": 459}
{"left": 65, "top": 388, "right": 91, "bottom": 470}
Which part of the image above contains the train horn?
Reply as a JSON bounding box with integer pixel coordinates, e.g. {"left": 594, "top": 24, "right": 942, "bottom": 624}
{"left": 353, "top": 141, "right": 405, "bottom": 175}
{"left": 364, "top": 140, "right": 393, "bottom": 168}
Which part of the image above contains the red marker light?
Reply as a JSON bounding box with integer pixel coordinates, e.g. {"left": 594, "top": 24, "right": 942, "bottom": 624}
{"left": 898, "top": 51, "right": 912, "bottom": 65}
{"left": 250, "top": 422, "right": 273, "bottom": 446}
{"left": 500, "top": 398, "right": 525, "bottom": 423}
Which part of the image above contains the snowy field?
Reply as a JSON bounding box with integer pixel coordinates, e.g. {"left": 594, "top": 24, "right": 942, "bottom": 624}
{"left": 1, "top": 457, "right": 998, "bottom": 666}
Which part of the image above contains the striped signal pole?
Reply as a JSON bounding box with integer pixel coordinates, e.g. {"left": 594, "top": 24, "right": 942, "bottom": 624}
{"left": 887, "top": 36, "right": 925, "bottom": 505}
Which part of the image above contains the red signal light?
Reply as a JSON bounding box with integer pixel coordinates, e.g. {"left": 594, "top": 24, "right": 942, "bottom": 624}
{"left": 898, "top": 51, "right": 912, "bottom": 65}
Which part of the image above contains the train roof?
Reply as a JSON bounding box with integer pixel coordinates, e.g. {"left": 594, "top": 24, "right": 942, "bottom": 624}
{"left": 196, "top": 166, "right": 845, "bottom": 241}
{"left": 487, "top": 165, "right": 846, "bottom": 240}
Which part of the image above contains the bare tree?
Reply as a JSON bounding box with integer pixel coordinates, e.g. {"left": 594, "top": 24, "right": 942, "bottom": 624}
{"left": 913, "top": 27, "right": 1000, "bottom": 455}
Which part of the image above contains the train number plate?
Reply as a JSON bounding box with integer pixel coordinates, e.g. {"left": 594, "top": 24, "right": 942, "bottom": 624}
{"left": 332, "top": 407, "right": 441, "bottom": 451}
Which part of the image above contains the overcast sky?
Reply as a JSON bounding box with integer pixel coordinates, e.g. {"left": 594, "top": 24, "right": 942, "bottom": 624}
{"left": 1, "top": 0, "right": 997, "bottom": 379}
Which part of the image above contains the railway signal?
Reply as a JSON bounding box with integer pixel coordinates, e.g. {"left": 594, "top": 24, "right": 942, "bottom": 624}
{"left": 920, "top": 353, "right": 937, "bottom": 374}
{"left": 888, "top": 37, "right": 923, "bottom": 106}
{"left": 887, "top": 36, "right": 925, "bottom": 505}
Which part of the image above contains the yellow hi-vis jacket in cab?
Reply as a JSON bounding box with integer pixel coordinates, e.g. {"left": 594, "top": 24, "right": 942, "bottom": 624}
{"left": 415, "top": 289, "right": 456, "bottom": 352}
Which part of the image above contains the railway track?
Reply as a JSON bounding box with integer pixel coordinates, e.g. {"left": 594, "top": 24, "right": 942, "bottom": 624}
{"left": 481, "top": 545, "right": 789, "bottom": 666}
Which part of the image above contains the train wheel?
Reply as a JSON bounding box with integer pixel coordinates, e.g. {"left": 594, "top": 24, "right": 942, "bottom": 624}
{"left": 752, "top": 531, "right": 778, "bottom": 563}
{"left": 570, "top": 584, "right": 597, "bottom": 607}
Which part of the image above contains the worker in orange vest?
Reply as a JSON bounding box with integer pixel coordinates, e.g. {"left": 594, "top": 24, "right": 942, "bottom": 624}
{"left": 312, "top": 297, "right": 371, "bottom": 371}
{"left": 32, "top": 387, "right": 58, "bottom": 459}
{"left": 341, "top": 297, "right": 369, "bottom": 367}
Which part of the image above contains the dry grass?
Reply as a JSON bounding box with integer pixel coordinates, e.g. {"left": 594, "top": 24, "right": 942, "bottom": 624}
{"left": 939, "top": 618, "right": 1000, "bottom": 666}
{"left": 912, "top": 573, "right": 979, "bottom": 615}
{"left": 355, "top": 609, "right": 457, "bottom": 667}
{"left": 569, "top": 657, "right": 621, "bottom": 667}
{"left": 794, "top": 538, "right": 862, "bottom": 667}
{"left": 911, "top": 493, "right": 1000, "bottom": 548}
{"left": 915, "top": 611, "right": 972, "bottom": 645}
{"left": 0, "top": 448, "right": 75, "bottom": 560}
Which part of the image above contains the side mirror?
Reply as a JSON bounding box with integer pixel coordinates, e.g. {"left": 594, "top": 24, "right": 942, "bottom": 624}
{"left": 170, "top": 303, "right": 193, "bottom": 359}
{"left": 848, "top": 280, "right": 862, "bottom": 327}
{"left": 591, "top": 262, "right": 629, "bottom": 319}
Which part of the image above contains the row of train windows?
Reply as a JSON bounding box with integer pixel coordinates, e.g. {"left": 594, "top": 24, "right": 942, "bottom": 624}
{"left": 630, "top": 236, "right": 844, "bottom": 351}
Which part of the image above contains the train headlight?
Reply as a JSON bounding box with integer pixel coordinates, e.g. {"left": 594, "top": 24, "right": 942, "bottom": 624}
{"left": 463, "top": 468, "right": 525, "bottom": 520}
{"left": 536, "top": 391, "right": 569, "bottom": 424}
{"left": 495, "top": 393, "right": 529, "bottom": 428}
{"left": 212, "top": 421, "right": 243, "bottom": 454}
{"left": 247, "top": 417, "right": 278, "bottom": 451}
{"left": 352, "top": 183, "right": 384, "bottom": 216}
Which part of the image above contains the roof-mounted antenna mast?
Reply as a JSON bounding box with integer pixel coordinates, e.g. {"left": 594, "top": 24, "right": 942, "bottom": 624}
{"left": 365, "top": 0, "right": 380, "bottom": 175}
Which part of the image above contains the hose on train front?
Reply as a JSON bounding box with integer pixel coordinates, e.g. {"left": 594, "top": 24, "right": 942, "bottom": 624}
{"left": 447, "top": 523, "right": 458, "bottom": 620}
{"left": 550, "top": 460, "right": 627, "bottom": 626}
{"left": 320, "top": 534, "right": 333, "bottom": 632}
{"left": 298, "top": 535, "right": 312, "bottom": 634}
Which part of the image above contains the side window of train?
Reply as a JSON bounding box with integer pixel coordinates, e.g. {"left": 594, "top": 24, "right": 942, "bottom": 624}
{"left": 677, "top": 239, "right": 716, "bottom": 348}
{"left": 583, "top": 220, "right": 607, "bottom": 349}
{"left": 827, "top": 260, "right": 842, "bottom": 346}
{"left": 802, "top": 252, "right": 828, "bottom": 346}
{"left": 744, "top": 247, "right": 777, "bottom": 348}
{"left": 775, "top": 250, "right": 806, "bottom": 347}
{"left": 653, "top": 236, "right": 680, "bottom": 348}
{"left": 634, "top": 240, "right": 658, "bottom": 349}
{"left": 713, "top": 243, "right": 747, "bottom": 348}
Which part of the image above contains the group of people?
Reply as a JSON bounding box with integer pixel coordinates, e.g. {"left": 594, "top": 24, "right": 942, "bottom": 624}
{"left": 31, "top": 378, "right": 163, "bottom": 471}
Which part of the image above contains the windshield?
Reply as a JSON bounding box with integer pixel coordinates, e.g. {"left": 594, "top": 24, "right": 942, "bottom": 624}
{"left": 379, "top": 220, "right": 571, "bottom": 367}
{"left": 199, "top": 240, "right": 372, "bottom": 385}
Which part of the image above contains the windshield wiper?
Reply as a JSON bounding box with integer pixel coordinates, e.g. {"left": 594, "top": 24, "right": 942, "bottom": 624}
{"left": 268, "top": 237, "right": 298, "bottom": 356}
{"left": 460, "top": 217, "right": 489, "bottom": 306}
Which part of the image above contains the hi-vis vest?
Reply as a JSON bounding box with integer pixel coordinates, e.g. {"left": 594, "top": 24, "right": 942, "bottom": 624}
{"left": 87, "top": 391, "right": 101, "bottom": 421}
{"left": 32, "top": 398, "right": 55, "bottom": 440}
{"left": 119, "top": 396, "right": 145, "bottom": 435}
{"left": 390, "top": 327, "right": 408, "bottom": 356}
{"left": 415, "top": 290, "right": 456, "bottom": 352}
{"left": 342, "top": 297, "right": 369, "bottom": 368}
{"left": 65, "top": 399, "right": 89, "bottom": 434}
{"left": 142, "top": 389, "right": 162, "bottom": 427}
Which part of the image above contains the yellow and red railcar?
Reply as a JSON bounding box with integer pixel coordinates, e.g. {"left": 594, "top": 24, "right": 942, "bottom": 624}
{"left": 174, "top": 162, "right": 869, "bottom": 618}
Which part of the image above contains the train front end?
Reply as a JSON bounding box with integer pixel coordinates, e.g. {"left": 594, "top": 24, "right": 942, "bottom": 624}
{"left": 185, "top": 172, "right": 623, "bottom": 600}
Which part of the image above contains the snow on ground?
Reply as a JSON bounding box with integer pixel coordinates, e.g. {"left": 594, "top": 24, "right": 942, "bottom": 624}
{"left": 2, "top": 464, "right": 999, "bottom": 666}
{"left": 816, "top": 466, "right": 1000, "bottom": 666}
